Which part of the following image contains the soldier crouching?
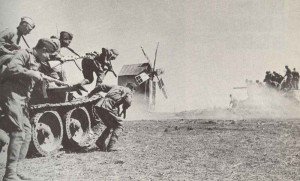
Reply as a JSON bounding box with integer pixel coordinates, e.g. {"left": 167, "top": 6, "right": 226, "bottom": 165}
{"left": 87, "top": 83, "right": 135, "bottom": 152}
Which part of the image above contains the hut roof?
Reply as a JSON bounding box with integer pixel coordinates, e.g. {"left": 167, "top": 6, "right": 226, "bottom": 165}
{"left": 118, "top": 63, "right": 151, "bottom": 76}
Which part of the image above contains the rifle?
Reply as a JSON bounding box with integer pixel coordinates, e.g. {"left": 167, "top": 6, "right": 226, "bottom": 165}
{"left": 21, "top": 35, "right": 30, "bottom": 48}
{"left": 104, "top": 61, "right": 117, "bottom": 77}
{"left": 41, "top": 74, "right": 69, "bottom": 86}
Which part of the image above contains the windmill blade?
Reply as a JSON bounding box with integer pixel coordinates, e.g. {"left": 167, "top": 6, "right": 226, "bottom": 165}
{"left": 140, "top": 46, "right": 151, "bottom": 64}
{"left": 153, "top": 42, "right": 159, "bottom": 70}
{"left": 156, "top": 76, "right": 168, "bottom": 99}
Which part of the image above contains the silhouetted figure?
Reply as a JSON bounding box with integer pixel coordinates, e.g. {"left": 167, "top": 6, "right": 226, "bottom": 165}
{"left": 292, "top": 68, "right": 299, "bottom": 89}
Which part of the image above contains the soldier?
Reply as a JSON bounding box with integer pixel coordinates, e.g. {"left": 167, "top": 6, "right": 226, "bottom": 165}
{"left": 282, "top": 65, "right": 293, "bottom": 91}
{"left": 0, "top": 38, "right": 66, "bottom": 181}
{"left": 87, "top": 83, "right": 135, "bottom": 152}
{"left": 48, "top": 31, "right": 74, "bottom": 82}
{"left": 273, "top": 71, "right": 284, "bottom": 86}
{"left": 80, "top": 48, "right": 119, "bottom": 86}
{"left": 0, "top": 17, "right": 35, "bottom": 67}
{"left": 292, "top": 68, "right": 299, "bottom": 89}
{"left": 263, "top": 71, "right": 272, "bottom": 87}
{"left": 229, "top": 94, "right": 238, "bottom": 109}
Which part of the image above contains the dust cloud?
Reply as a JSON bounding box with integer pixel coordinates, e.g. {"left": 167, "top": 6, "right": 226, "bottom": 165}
{"left": 176, "top": 85, "right": 300, "bottom": 120}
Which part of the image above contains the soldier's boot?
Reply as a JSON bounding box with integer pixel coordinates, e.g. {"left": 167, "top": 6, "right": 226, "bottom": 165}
{"left": 17, "top": 129, "right": 32, "bottom": 180}
{"left": 107, "top": 127, "right": 122, "bottom": 152}
{"left": 95, "top": 128, "right": 111, "bottom": 151}
{"left": 3, "top": 132, "right": 23, "bottom": 181}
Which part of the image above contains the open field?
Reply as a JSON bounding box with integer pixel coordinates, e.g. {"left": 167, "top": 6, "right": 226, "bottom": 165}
{"left": 0, "top": 118, "right": 299, "bottom": 180}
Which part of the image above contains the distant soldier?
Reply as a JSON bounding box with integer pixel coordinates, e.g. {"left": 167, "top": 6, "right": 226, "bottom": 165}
{"left": 80, "top": 48, "right": 119, "bottom": 86}
{"left": 0, "top": 38, "right": 66, "bottom": 181}
{"left": 273, "top": 71, "right": 284, "bottom": 86}
{"left": 282, "top": 65, "right": 293, "bottom": 90}
{"left": 292, "top": 68, "right": 299, "bottom": 89}
{"left": 263, "top": 71, "right": 272, "bottom": 87}
{"left": 88, "top": 83, "right": 135, "bottom": 152}
{"left": 229, "top": 94, "right": 238, "bottom": 109}
{"left": 0, "top": 17, "right": 35, "bottom": 67}
{"left": 255, "top": 80, "right": 263, "bottom": 87}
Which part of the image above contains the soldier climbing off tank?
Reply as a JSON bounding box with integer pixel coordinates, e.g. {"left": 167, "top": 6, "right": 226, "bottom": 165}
{"left": 80, "top": 48, "right": 119, "bottom": 87}
{"left": 48, "top": 31, "right": 75, "bottom": 82}
{"left": 86, "top": 83, "right": 135, "bottom": 152}
{"left": 292, "top": 68, "right": 299, "bottom": 89}
{"left": 0, "top": 17, "right": 35, "bottom": 68}
{"left": 0, "top": 38, "right": 68, "bottom": 181}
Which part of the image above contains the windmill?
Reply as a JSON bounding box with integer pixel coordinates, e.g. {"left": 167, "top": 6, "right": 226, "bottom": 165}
{"left": 135, "top": 42, "right": 168, "bottom": 110}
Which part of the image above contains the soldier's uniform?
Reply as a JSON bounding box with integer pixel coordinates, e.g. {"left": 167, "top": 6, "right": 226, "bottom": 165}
{"left": 81, "top": 48, "right": 119, "bottom": 86}
{"left": 0, "top": 17, "right": 35, "bottom": 68}
{"left": 284, "top": 66, "right": 293, "bottom": 90}
{"left": 89, "top": 84, "right": 134, "bottom": 152}
{"left": 263, "top": 71, "right": 272, "bottom": 87}
{"left": 229, "top": 94, "right": 238, "bottom": 109}
{"left": 48, "top": 31, "right": 74, "bottom": 82}
{"left": 292, "top": 68, "right": 299, "bottom": 89}
{"left": 0, "top": 38, "right": 59, "bottom": 181}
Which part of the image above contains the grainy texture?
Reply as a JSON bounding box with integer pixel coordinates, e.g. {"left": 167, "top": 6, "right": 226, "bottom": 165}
{"left": 0, "top": 119, "right": 299, "bottom": 180}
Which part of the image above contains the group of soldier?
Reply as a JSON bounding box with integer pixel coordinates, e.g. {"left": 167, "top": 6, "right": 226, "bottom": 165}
{"left": 263, "top": 65, "right": 299, "bottom": 91}
{"left": 0, "top": 17, "right": 136, "bottom": 181}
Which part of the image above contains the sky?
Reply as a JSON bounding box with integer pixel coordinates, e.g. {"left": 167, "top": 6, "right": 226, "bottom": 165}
{"left": 1, "top": 0, "right": 300, "bottom": 112}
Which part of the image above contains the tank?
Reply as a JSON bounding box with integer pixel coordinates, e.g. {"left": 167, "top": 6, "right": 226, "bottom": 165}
{"left": 26, "top": 84, "right": 105, "bottom": 156}
{"left": 10, "top": 83, "right": 104, "bottom": 157}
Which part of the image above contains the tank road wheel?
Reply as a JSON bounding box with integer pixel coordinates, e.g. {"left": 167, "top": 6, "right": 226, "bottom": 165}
{"left": 64, "top": 107, "right": 91, "bottom": 149}
{"left": 30, "top": 111, "right": 63, "bottom": 156}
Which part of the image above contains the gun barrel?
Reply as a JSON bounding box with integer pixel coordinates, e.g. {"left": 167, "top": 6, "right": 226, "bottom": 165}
{"left": 233, "top": 87, "right": 247, "bottom": 89}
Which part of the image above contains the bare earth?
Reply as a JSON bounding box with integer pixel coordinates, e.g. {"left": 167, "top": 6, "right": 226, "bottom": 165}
{"left": 0, "top": 118, "right": 299, "bottom": 181}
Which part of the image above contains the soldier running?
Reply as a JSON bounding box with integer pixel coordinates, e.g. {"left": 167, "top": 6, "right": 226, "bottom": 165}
{"left": 87, "top": 83, "right": 135, "bottom": 152}
{"left": 229, "top": 94, "right": 238, "bottom": 109}
{"left": 292, "top": 68, "right": 299, "bottom": 89}
{"left": 0, "top": 17, "right": 35, "bottom": 67}
{"left": 80, "top": 48, "right": 119, "bottom": 86}
{"left": 0, "top": 38, "right": 67, "bottom": 181}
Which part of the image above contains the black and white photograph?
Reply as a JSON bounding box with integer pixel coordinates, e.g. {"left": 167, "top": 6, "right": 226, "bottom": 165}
{"left": 0, "top": 0, "right": 299, "bottom": 180}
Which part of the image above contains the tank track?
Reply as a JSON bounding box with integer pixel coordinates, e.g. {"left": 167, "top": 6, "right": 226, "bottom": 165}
{"left": 29, "top": 94, "right": 103, "bottom": 112}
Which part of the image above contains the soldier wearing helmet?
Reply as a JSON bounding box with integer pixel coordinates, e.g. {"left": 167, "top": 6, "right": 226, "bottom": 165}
{"left": 0, "top": 17, "right": 35, "bottom": 67}
{"left": 0, "top": 38, "right": 65, "bottom": 181}
{"left": 87, "top": 83, "right": 136, "bottom": 152}
{"left": 48, "top": 31, "right": 74, "bottom": 82}
{"left": 263, "top": 71, "right": 272, "bottom": 87}
{"left": 81, "top": 48, "right": 119, "bottom": 86}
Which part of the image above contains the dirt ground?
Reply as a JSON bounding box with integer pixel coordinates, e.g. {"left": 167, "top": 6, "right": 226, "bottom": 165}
{"left": 0, "top": 118, "right": 299, "bottom": 180}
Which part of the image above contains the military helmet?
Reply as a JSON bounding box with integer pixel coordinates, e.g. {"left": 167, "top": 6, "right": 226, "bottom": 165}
{"left": 20, "top": 16, "right": 35, "bottom": 29}
{"left": 60, "top": 31, "right": 73, "bottom": 40}
{"left": 36, "top": 38, "right": 60, "bottom": 54}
